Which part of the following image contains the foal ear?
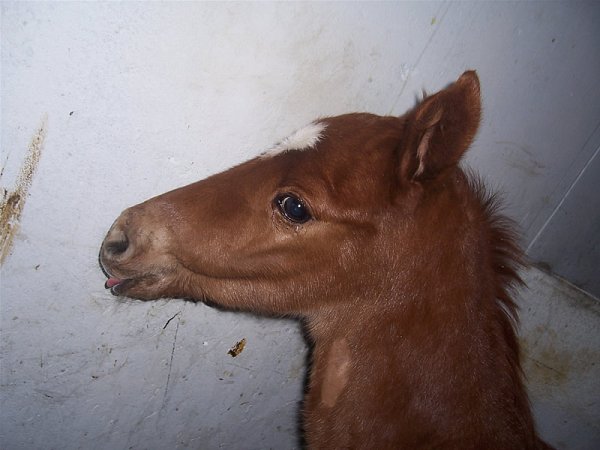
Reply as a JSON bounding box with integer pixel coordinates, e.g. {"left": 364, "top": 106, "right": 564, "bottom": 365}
{"left": 399, "top": 71, "right": 481, "bottom": 182}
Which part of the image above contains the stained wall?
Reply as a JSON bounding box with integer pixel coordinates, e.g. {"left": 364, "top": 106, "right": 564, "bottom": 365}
{"left": 1, "top": 3, "right": 599, "bottom": 449}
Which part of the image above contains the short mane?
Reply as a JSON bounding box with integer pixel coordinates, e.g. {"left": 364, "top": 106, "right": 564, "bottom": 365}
{"left": 469, "top": 170, "right": 527, "bottom": 370}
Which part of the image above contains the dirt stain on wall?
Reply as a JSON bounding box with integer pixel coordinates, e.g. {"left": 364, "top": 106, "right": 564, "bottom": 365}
{"left": 0, "top": 117, "right": 47, "bottom": 265}
{"left": 228, "top": 338, "right": 247, "bottom": 357}
{"left": 521, "top": 322, "right": 599, "bottom": 389}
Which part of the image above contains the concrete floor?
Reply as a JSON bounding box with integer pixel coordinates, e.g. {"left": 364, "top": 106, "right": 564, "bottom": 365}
{"left": 520, "top": 267, "right": 600, "bottom": 450}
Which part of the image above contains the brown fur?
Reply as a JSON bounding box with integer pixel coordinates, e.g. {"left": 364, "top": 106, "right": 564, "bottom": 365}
{"left": 100, "top": 72, "right": 552, "bottom": 449}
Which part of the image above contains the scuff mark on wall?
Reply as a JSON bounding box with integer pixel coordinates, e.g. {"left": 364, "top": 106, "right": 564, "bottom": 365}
{"left": 496, "top": 140, "right": 546, "bottom": 177}
{"left": 0, "top": 116, "right": 47, "bottom": 265}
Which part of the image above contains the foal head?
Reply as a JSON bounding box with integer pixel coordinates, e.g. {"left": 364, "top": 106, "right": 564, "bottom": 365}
{"left": 100, "top": 72, "right": 484, "bottom": 316}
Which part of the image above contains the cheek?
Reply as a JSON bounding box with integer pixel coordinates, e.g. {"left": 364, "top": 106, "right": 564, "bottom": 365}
{"left": 271, "top": 228, "right": 362, "bottom": 277}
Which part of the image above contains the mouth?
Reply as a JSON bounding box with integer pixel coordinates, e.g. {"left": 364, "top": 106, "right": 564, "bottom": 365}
{"left": 104, "top": 276, "right": 132, "bottom": 295}
{"left": 100, "top": 257, "right": 137, "bottom": 296}
{"left": 100, "top": 257, "right": 174, "bottom": 299}
{"left": 103, "top": 272, "right": 164, "bottom": 298}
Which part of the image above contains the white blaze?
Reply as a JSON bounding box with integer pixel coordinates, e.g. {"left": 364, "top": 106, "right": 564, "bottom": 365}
{"left": 261, "top": 121, "right": 327, "bottom": 158}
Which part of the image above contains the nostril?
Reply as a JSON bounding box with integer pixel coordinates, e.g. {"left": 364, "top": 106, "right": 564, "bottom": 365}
{"left": 105, "top": 239, "right": 128, "bottom": 255}
{"left": 103, "top": 231, "right": 129, "bottom": 256}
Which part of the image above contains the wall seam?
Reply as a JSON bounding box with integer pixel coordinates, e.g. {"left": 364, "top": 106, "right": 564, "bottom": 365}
{"left": 526, "top": 141, "right": 600, "bottom": 254}
{"left": 386, "top": 1, "right": 451, "bottom": 115}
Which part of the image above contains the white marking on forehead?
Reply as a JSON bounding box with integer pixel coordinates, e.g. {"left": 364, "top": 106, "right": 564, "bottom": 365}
{"left": 260, "top": 121, "right": 327, "bottom": 158}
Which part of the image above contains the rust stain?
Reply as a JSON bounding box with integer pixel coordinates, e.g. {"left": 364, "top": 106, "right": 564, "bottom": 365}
{"left": 228, "top": 338, "right": 247, "bottom": 357}
{"left": 0, "top": 117, "right": 47, "bottom": 265}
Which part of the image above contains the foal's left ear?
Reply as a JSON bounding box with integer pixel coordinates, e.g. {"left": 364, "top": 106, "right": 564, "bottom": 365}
{"left": 399, "top": 71, "right": 481, "bottom": 182}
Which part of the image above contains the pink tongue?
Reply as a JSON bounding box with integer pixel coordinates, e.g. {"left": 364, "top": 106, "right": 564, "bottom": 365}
{"left": 106, "top": 277, "right": 122, "bottom": 288}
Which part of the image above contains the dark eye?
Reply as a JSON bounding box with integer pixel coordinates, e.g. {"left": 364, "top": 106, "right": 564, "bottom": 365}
{"left": 275, "top": 194, "right": 312, "bottom": 224}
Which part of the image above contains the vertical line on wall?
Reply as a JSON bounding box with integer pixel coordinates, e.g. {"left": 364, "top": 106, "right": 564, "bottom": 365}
{"left": 526, "top": 143, "right": 600, "bottom": 255}
{"left": 387, "top": 1, "right": 452, "bottom": 116}
{"left": 162, "top": 311, "right": 182, "bottom": 406}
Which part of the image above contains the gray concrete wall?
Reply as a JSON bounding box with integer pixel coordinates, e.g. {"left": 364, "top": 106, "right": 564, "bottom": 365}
{"left": 2, "top": 2, "right": 599, "bottom": 449}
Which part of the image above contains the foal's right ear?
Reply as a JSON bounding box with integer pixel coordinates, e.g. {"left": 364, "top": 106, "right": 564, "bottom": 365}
{"left": 398, "top": 71, "right": 481, "bottom": 183}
